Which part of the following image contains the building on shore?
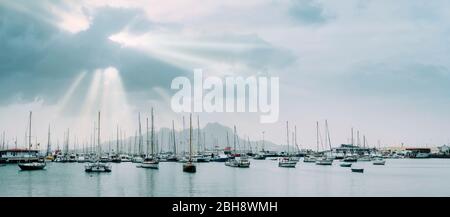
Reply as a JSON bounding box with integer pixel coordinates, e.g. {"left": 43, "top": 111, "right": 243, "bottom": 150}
{"left": 330, "top": 144, "right": 376, "bottom": 158}
{"left": 0, "top": 149, "right": 41, "bottom": 163}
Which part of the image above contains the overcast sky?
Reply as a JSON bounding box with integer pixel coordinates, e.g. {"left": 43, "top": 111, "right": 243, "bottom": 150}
{"left": 1, "top": 0, "right": 450, "bottom": 149}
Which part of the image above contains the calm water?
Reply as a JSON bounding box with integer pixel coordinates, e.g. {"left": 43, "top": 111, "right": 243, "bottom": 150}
{"left": 1, "top": 159, "right": 450, "bottom": 197}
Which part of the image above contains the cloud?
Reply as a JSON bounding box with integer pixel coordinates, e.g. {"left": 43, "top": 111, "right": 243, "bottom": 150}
{"left": 288, "top": 0, "right": 333, "bottom": 25}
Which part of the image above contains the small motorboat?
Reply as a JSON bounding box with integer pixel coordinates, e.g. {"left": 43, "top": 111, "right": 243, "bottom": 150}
{"left": 111, "top": 155, "right": 122, "bottom": 163}
{"left": 315, "top": 157, "right": 333, "bottom": 166}
{"left": 183, "top": 161, "right": 196, "bottom": 173}
{"left": 303, "top": 156, "right": 317, "bottom": 163}
{"left": 340, "top": 162, "right": 352, "bottom": 167}
{"left": 131, "top": 156, "right": 144, "bottom": 163}
{"left": 253, "top": 153, "right": 266, "bottom": 160}
{"left": 343, "top": 156, "right": 358, "bottom": 162}
{"left": 278, "top": 157, "right": 297, "bottom": 168}
{"left": 119, "top": 154, "right": 132, "bottom": 162}
{"left": 351, "top": 168, "right": 364, "bottom": 173}
{"left": 211, "top": 153, "right": 228, "bottom": 162}
{"left": 140, "top": 157, "right": 159, "bottom": 169}
{"left": 18, "top": 161, "right": 46, "bottom": 170}
{"left": 358, "top": 155, "right": 372, "bottom": 162}
{"left": 85, "top": 161, "right": 111, "bottom": 172}
{"left": 373, "top": 158, "right": 386, "bottom": 165}
{"left": 225, "top": 159, "right": 239, "bottom": 167}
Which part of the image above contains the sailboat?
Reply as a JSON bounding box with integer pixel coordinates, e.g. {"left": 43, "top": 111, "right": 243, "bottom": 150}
{"left": 85, "top": 111, "right": 112, "bottom": 172}
{"left": 225, "top": 126, "right": 250, "bottom": 168}
{"left": 183, "top": 114, "right": 196, "bottom": 173}
{"left": 132, "top": 113, "right": 144, "bottom": 163}
{"left": 166, "top": 120, "right": 179, "bottom": 162}
{"left": 18, "top": 111, "right": 46, "bottom": 171}
{"left": 140, "top": 107, "right": 159, "bottom": 169}
{"left": 315, "top": 120, "right": 333, "bottom": 166}
{"left": 194, "top": 116, "right": 210, "bottom": 163}
{"left": 279, "top": 121, "right": 297, "bottom": 168}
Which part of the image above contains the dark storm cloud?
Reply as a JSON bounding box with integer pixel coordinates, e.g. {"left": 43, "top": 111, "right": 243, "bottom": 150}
{"left": 0, "top": 5, "right": 186, "bottom": 105}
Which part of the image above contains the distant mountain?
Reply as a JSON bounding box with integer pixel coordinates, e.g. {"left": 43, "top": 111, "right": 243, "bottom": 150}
{"left": 105, "top": 122, "right": 291, "bottom": 153}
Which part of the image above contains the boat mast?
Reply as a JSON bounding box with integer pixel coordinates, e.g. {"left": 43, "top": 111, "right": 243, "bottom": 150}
{"left": 286, "top": 121, "right": 289, "bottom": 155}
{"left": 316, "top": 121, "right": 319, "bottom": 153}
{"left": 197, "top": 116, "right": 200, "bottom": 154}
{"left": 189, "top": 114, "right": 192, "bottom": 161}
{"left": 172, "top": 120, "right": 176, "bottom": 155}
{"left": 233, "top": 126, "right": 236, "bottom": 155}
{"left": 29, "top": 111, "right": 32, "bottom": 150}
{"left": 151, "top": 107, "right": 154, "bottom": 157}
{"left": 325, "top": 120, "right": 332, "bottom": 151}
{"left": 98, "top": 111, "right": 101, "bottom": 155}
{"left": 116, "top": 125, "right": 119, "bottom": 154}
{"left": 146, "top": 117, "right": 149, "bottom": 156}
{"left": 138, "top": 113, "right": 142, "bottom": 156}
{"left": 351, "top": 127, "right": 354, "bottom": 146}
{"left": 46, "top": 125, "right": 51, "bottom": 156}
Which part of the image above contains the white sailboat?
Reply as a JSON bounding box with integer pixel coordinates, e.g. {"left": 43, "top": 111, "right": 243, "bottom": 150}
{"left": 18, "top": 111, "right": 46, "bottom": 171}
{"left": 140, "top": 107, "right": 159, "bottom": 169}
{"left": 85, "top": 111, "right": 112, "bottom": 172}
{"left": 225, "top": 126, "right": 250, "bottom": 168}
{"left": 279, "top": 121, "right": 297, "bottom": 168}
{"left": 315, "top": 120, "right": 333, "bottom": 166}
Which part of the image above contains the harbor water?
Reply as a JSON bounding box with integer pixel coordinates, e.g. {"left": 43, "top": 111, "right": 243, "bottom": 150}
{"left": 1, "top": 158, "right": 449, "bottom": 197}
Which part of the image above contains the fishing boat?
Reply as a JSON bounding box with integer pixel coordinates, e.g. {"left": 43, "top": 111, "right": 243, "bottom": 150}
{"left": 183, "top": 114, "right": 196, "bottom": 173}
{"left": 85, "top": 111, "right": 112, "bottom": 173}
{"left": 279, "top": 121, "right": 297, "bottom": 168}
{"left": 18, "top": 112, "right": 46, "bottom": 171}
{"left": 373, "top": 158, "right": 386, "bottom": 165}
{"left": 140, "top": 108, "right": 159, "bottom": 169}
{"left": 340, "top": 162, "right": 352, "bottom": 167}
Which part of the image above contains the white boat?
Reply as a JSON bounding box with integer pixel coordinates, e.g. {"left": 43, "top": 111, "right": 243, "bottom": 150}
{"left": 85, "top": 161, "right": 111, "bottom": 172}
{"left": 139, "top": 157, "right": 159, "bottom": 169}
{"left": 278, "top": 122, "right": 297, "bottom": 168}
{"left": 132, "top": 156, "right": 144, "bottom": 163}
{"left": 358, "top": 155, "right": 372, "bottom": 161}
{"left": 85, "top": 111, "right": 112, "bottom": 173}
{"left": 77, "top": 155, "right": 87, "bottom": 163}
{"left": 303, "top": 156, "right": 317, "bottom": 163}
{"left": 278, "top": 157, "right": 296, "bottom": 168}
{"left": 373, "top": 158, "right": 386, "bottom": 165}
{"left": 119, "top": 154, "right": 131, "bottom": 162}
{"left": 315, "top": 157, "right": 333, "bottom": 165}
{"left": 340, "top": 162, "right": 352, "bottom": 167}
{"left": 225, "top": 126, "right": 250, "bottom": 168}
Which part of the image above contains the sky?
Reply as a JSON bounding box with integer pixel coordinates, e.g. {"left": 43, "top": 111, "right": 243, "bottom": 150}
{"left": 1, "top": 0, "right": 450, "bottom": 150}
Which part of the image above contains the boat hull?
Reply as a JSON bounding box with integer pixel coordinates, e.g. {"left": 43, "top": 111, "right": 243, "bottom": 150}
{"left": 351, "top": 168, "right": 364, "bottom": 173}
{"left": 18, "top": 163, "right": 46, "bottom": 170}
{"left": 183, "top": 163, "right": 196, "bottom": 173}
{"left": 140, "top": 162, "right": 159, "bottom": 169}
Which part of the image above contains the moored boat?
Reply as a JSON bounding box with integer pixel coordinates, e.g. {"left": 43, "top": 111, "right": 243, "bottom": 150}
{"left": 18, "top": 161, "right": 46, "bottom": 170}
{"left": 373, "top": 158, "right": 386, "bottom": 165}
